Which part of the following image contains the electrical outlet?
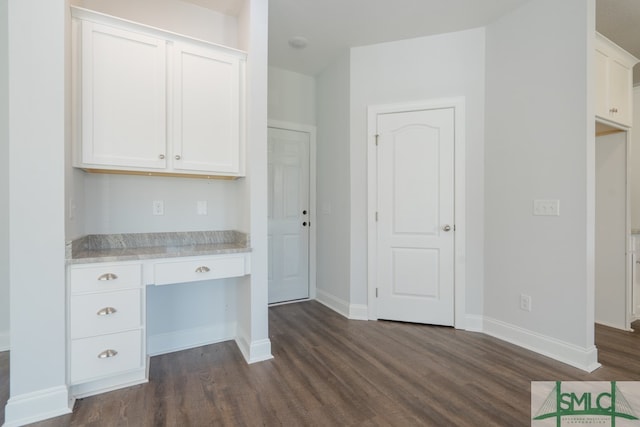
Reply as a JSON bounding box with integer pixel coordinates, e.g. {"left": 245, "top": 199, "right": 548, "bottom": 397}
{"left": 152, "top": 200, "right": 164, "bottom": 216}
{"left": 533, "top": 199, "right": 560, "bottom": 216}
{"left": 520, "top": 294, "right": 532, "bottom": 312}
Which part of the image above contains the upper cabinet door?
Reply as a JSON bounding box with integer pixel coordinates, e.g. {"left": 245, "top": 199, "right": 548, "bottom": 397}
{"left": 81, "top": 21, "right": 167, "bottom": 169}
{"left": 608, "top": 58, "right": 634, "bottom": 126}
{"left": 595, "top": 33, "right": 638, "bottom": 128}
{"left": 171, "top": 42, "right": 243, "bottom": 174}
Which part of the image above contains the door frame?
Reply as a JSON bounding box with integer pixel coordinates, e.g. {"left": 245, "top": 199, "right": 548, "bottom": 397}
{"left": 367, "top": 97, "right": 466, "bottom": 328}
{"left": 267, "top": 119, "right": 317, "bottom": 301}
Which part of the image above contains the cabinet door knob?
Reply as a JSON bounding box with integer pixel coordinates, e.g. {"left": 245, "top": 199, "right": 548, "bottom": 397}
{"left": 159, "top": 154, "right": 165, "bottom": 159}
{"left": 97, "top": 349, "right": 118, "bottom": 359}
{"left": 97, "top": 273, "right": 118, "bottom": 281}
{"left": 442, "top": 224, "right": 452, "bottom": 232}
{"left": 96, "top": 307, "right": 117, "bottom": 316}
{"left": 175, "top": 155, "right": 181, "bottom": 160}
{"left": 195, "top": 266, "right": 210, "bottom": 273}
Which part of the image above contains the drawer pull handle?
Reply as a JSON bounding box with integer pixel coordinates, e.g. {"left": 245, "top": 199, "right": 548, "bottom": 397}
{"left": 195, "top": 266, "right": 210, "bottom": 273}
{"left": 97, "top": 273, "right": 118, "bottom": 281}
{"left": 97, "top": 349, "right": 118, "bottom": 359}
{"left": 96, "top": 307, "right": 117, "bottom": 316}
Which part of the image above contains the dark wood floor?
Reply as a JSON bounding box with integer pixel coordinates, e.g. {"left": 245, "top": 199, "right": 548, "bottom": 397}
{"left": 2, "top": 301, "right": 640, "bottom": 426}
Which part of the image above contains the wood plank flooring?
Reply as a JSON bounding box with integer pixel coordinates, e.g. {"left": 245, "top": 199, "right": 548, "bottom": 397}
{"left": 2, "top": 301, "right": 640, "bottom": 426}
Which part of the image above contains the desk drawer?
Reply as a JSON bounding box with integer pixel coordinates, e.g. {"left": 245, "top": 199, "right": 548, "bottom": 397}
{"left": 70, "top": 330, "right": 143, "bottom": 384}
{"left": 70, "top": 264, "right": 142, "bottom": 293}
{"left": 153, "top": 254, "right": 247, "bottom": 285}
{"left": 70, "top": 289, "right": 142, "bottom": 339}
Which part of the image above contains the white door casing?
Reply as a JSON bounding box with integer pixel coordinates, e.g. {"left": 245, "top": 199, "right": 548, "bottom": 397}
{"left": 367, "top": 98, "right": 466, "bottom": 328}
{"left": 268, "top": 125, "right": 314, "bottom": 304}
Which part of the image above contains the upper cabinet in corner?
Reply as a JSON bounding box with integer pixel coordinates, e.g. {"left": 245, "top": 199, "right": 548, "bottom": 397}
{"left": 595, "top": 32, "right": 639, "bottom": 129}
{"left": 71, "top": 7, "right": 247, "bottom": 179}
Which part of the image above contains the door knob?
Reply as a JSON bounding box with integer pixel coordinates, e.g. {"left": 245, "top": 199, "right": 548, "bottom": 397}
{"left": 442, "top": 225, "right": 452, "bottom": 232}
{"left": 303, "top": 210, "right": 307, "bottom": 215}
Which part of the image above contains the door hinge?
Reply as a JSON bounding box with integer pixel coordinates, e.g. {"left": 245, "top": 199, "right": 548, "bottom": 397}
{"left": 375, "top": 211, "right": 378, "bottom": 222}
{"left": 375, "top": 134, "right": 379, "bottom": 146}
{"left": 376, "top": 288, "right": 378, "bottom": 298}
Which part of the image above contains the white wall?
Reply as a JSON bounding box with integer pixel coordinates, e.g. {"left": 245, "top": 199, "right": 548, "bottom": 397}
{"left": 630, "top": 87, "right": 640, "bottom": 230}
{"left": 72, "top": 0, "right": 238, "bottom": 48}
{"left": 268, "top": 66, "right": 316, "bottom": 126}
{"left": 83, "top": 174, "right": 242, "bottom": 233}
{"left": 484, "top": 0, "right": 597, "bottom": 369}
{"left": 146, "top": 279, "right": 238, "bottom": 355}
{"left": 595, "top": 132, "right": 627, "bottom": 329}
{"left": 0, "top": 0, "right": 10, "bottom": 352}
{"left": 350, "top": 28, "right": 486, "bottom": 313}
{"left": 315, "top": 52, "right": 352, "bottom": 310}
{"left": 5, "top": 0, "right": 71, "bottom": 425}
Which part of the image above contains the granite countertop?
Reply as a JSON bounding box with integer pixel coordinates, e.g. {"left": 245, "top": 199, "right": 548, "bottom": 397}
{"left": 67, "top": 230, "right": 251, "bottom": 264}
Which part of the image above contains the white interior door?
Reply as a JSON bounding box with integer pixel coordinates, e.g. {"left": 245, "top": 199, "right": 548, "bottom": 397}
{"left": 268, "top": 127, "right": 310, "bottom": 304}
{"left": 376, "top": 108, "right": 455, "bottom": 326}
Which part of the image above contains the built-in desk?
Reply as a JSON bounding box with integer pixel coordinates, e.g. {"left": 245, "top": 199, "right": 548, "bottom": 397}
{"left": 65, "top": 231, "right": 251, "bottom": 398}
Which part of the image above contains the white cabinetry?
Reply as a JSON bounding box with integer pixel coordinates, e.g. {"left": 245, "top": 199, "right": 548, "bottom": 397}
{"left": 67, "top": 251, "right": 251, "bottom": 398}
{"left": 595, "top": 33, "right": 639, "bottom": 128}
{"left": 172, "top": 43, "right": 243, "bottom": 174}
{"left": 78, "top": 22, "right": 167, "bottom": 170}
{"left": 68, "top": 262, "right": 146, "bottom": 396}
{"left": 71, "top": 7, "right": 246, "bottom": 178}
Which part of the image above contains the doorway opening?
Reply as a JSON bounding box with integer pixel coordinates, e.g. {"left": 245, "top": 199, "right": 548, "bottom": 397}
{"left": 267, "top": 121, "right": 317, "bottom": 305}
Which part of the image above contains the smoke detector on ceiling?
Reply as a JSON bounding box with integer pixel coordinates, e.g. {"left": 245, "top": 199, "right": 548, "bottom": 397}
{"left": 288, "top": 36, "right": 309, "bottom": 49}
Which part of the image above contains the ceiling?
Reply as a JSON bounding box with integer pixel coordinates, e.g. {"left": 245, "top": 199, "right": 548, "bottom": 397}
{"left": 185, "top": 0, "right": 640, "bottom": 81}
{"left": 268, "top": 0, "right": 529, "bottom": 76}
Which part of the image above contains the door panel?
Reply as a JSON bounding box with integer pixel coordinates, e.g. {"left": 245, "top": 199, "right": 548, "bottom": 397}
{"left": 377, "top": 108, "right": 455, "bottom": 326}
{"left": 268, "top": 127, "right": 310, "bottom": 304}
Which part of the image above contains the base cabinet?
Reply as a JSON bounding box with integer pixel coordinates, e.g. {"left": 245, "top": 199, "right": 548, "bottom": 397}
{"left": 67, "top": 252, "right": 250, "bottom": 398}
{"left": 68, "top": 262, "right": 146, "bottom": 397}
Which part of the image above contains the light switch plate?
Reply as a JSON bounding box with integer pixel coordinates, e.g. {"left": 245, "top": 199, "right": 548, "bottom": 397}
{"left": 153, "top": 200, "right": 164, "bottom": 216}
{"left": 533, "top": 199, "right": 560, "bottom": 216}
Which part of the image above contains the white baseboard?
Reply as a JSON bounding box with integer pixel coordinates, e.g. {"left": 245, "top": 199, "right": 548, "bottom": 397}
{"left": 316, "top": 289, "right": 350, "bottom": 318}
{"left": 235, "top": 334, "right": 273, "bottom": 364}
{"left": 482, "top": 316, "right": 601, "bottom": 372}
{"left": 349, "top": 304, "right": 369, "bottom": 320}
{"left": 0, "top": 330, "right": 9, "bottom": 352}
{"left": 147, "top": 322, "right": 236, "bottom": 356}
{"left": 595, "top": 320, "right": 633, "bottom": 332}
{"left": 464, "top": 314, "right": 484, "bottom": 332}
{"left": 70, "top": 368, "right": 147, "bottom": 399}
{"left": 316, "top": 289, "right": 368, "bottom": 320}
{"left": 3, "top": 385, "right": 71, "bottom": 427}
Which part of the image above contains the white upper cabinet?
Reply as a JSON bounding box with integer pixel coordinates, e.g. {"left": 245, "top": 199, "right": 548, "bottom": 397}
{"left": 72, "top": 7, "right": 246, "bottom": 178}
{"left": 80, "top": 22, "right": 167, "bottom": 169}
{"left": 595, "top": 33, "right": 639, "bottom": 128}
{"left": 171, "top": 42, "right": 242, "bottom": 174}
